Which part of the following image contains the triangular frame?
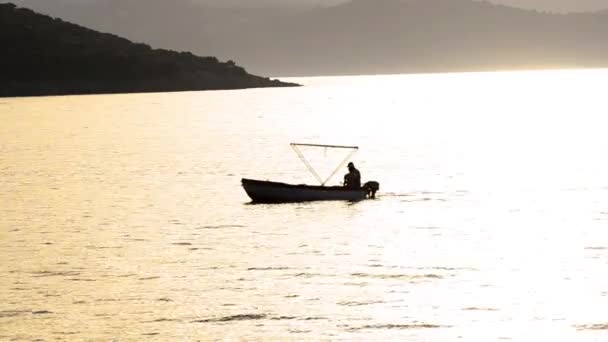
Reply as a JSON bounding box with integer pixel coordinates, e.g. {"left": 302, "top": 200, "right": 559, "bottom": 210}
{"left": 290, "top": 143, "right": 359, "bottom": 186}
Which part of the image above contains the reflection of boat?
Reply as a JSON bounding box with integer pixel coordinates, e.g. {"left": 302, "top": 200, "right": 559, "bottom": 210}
{"left": 242, "top": 143, "right": 379, "bottom": 203}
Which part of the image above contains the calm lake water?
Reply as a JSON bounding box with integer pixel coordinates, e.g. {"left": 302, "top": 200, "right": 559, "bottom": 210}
{"left": 2, "top": 70, "right": 608, "bottom": 341}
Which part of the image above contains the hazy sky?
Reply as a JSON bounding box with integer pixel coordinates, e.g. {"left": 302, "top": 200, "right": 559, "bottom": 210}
{"left": 192, "top": 0, "right": 608, "bottom": 13}
{"left": 200, "top": 0, "right": 608, "bottom": 13}
{"left": 8, "top": 0, "right": 608, "bottom": 13}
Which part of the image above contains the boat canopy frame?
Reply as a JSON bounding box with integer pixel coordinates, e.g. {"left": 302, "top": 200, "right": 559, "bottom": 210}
{"left": 290, "top": 143, "right": 359, "bottom": 186}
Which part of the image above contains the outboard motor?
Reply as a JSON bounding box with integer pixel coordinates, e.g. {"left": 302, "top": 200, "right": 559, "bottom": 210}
{"left": 363, "top": 181, "right": 380, "bottom": 199}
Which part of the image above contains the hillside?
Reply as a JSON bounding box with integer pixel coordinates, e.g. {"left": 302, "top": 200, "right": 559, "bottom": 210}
{"left": 13, "top": 0, "right": 608, "bottom": 76}
{"left": 0, "top": 3, "right": 297, "bottom": 97}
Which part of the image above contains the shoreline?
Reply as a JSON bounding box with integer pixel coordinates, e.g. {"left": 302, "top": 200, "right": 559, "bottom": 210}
{"left": 0, "top": 79, "right": 300, "bottom": 99}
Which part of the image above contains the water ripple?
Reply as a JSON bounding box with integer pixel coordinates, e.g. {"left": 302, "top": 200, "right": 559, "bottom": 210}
{"left": 351, "top": 273, "right": 444, "bottom": 280}
{"left": 347, "top": 323, "right": 447, "bottom": 331}
{"left": 32, "top": 310, "right": 53, "bottom": 315}
{"left": 338, "top": 300, "right": 385, "bottom": 307}
{"left": 192, "top": 314, "right": 268, "bottom": 323}
{"left": 31, "top": 271, "right": 81, "bottom": 278}
{"left": 0, "top": 310, "right": 30, "bottom": 318}
{"left": 68, "top": 278, "right": 96, "bottom": 282}
{"left": 292, "top": 272, "right": 323, "bottom": 278}
{"left": 576, "top": 323, "right": 608, "bottom": 331}
{"left": 269, "top": 316, "right": 297, "bottom": 321}
{"left": 144, "top": 318, "right": 181, "bottom": 323}
{"left": 200, "top": 225, "right": 245, "bottom": 229}
{"left": 413, "top": 226, "right": 443, "bottom": 230}
{"left": 192, "top": 314, "right": 327, "bottom": 323}
{"left": 289, "top": 329, "right": 312, "bottom": 334}
{"left": 85, "top": 246, "right": 122, "bottom": 250}
{"left": 463, "top": 307, "right": 499, "bottom": 311}
{"left": 52, "top": 331, "right": 79, "bottom": 336}
{"left": 247, "top": 267, "right": 290, "bottom": 271}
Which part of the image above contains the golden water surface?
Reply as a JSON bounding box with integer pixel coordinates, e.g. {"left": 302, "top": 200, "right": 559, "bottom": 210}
{"left": 2, "top": 70, "right": 608, "bottom": 341}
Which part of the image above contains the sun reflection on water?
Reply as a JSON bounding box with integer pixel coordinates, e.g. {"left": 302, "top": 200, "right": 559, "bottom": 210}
{"left": 1, "top": 69, "right": 608, "bottom": 340}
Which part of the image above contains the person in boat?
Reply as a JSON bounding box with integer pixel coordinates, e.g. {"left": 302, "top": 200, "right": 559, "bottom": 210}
{"left": 343, "top": 162, "right": 361, "bottom": 189}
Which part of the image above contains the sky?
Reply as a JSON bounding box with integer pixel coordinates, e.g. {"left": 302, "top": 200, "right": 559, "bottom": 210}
{"left": 197, "top": 0, "right": 608, "bottom": 13}
{"left": 7, "top": 0, "right": 608, "bottom": 13}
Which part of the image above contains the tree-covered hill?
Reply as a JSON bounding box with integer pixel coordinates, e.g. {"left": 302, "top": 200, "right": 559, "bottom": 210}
{"left": 0, "top": 3, "right": 297, "bottom": 97}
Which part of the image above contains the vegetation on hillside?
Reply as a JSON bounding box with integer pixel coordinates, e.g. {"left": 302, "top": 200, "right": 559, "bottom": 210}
{"left": 0, "top": 3, "right": 297, "bottom": 97}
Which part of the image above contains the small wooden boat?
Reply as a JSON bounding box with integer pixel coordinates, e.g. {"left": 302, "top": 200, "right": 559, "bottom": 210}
{"left": 242, "top": 143, "right": 379, "bottom": 203}
{"left": 242, "top": 178, "right": 378, "bottom": 203}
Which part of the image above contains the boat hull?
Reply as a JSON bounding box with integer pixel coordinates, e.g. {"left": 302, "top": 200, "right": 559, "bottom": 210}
{"left": 242, "top": 178, "right": 368, "bottom": 203}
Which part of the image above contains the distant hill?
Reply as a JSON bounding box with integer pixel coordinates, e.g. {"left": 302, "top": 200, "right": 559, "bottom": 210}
{"left": 7, "top": 0, "right": 608, "bottom": 76}
{"left": 0, "top": 3, "right": 297, "bottom": 97}
{"left": 194, "top": 0, "right": 347, "bottom": 9}
{"left": 494, "top": 0, "right": 607, "bottom": 13}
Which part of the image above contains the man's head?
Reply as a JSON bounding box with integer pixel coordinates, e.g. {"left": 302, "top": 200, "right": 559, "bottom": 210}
{"left": 347, "top": 162, "right": 355, "bottom": 170}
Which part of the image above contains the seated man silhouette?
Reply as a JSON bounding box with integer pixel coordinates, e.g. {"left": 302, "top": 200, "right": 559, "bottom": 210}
{"left": 343, "top": 162, "right": 361, "bottom": 189}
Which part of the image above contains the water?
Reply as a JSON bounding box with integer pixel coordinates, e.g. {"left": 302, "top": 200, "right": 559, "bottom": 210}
{"left": 1, "top": 70, "right": 608, "bottom": 341}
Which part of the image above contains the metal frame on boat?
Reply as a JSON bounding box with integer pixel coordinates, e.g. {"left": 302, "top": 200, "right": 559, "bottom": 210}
{"left": 241, "top": 143, "right": 379, "bottom": 203}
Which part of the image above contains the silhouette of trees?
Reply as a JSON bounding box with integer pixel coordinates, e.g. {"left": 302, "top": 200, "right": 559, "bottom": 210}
{"left": 0, "top": 3, "right": 296, "bottom": 96}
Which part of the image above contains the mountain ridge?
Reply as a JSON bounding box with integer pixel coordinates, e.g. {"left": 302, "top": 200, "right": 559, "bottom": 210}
{"left": 0, "top": 3, "right": 297, "bottom": 97}
{"left": 6, "top": 0, "right": 608, "bottom": 77}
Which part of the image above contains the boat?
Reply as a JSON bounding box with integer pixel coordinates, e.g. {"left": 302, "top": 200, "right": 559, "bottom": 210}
{"left": 242, "top": 178, "right": 379, "bottom": 203}
{"left": 242, "top": 143, "right": 379, "bottom": 203}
